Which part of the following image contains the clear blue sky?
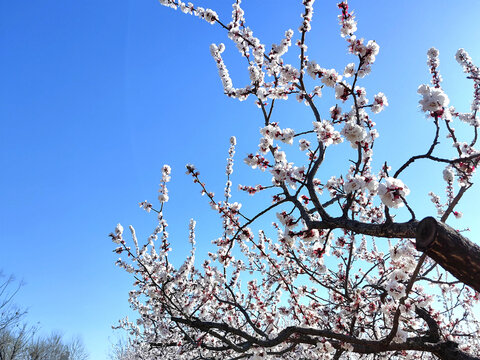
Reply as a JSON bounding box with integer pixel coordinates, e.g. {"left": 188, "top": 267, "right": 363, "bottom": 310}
{"left": 1, "top": 1, "right": 479, "bottom": 358}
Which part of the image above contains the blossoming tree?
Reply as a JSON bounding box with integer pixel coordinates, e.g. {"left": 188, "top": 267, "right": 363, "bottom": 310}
{"left": 111, "top": 1, "right": 480, "bottom": 359}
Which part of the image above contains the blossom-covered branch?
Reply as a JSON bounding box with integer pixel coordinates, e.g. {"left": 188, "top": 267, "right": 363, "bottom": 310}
{"left": 112, "top": 1, "right": 480, "bottom": 359}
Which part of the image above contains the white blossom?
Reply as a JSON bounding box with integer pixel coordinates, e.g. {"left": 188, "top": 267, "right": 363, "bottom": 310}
{"left": 378, "top": 177, "right": 410, "bottom": 208}
{"left": 443, "top": 167, "right": 454, "bottom": 182}
{"left": 341, "top": 121, "right": 366, "bottom": 147}
{"left": 313, "top": 120, "right": 343, "bottom": 146}
{"left": 371, "top": 92, "right": 388, "bottom": 113}
{"left": 417, "top": 84, "right": 449, "bottom": 112}
{"left": 321, "top": 69, "right": 342, "bottom": 87}
{"left": 343, "top": 63, "right": 355, "bottom": 77}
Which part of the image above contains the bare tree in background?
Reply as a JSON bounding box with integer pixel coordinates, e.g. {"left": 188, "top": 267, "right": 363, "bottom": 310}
{"left": 0, "top": 273, "right": 89, "bottom": 360}
{"left": 0, "top": 274, "right": 26, "bottom": 333}
{"left": 109, "top": 338, "right": 139, "bottom": 360}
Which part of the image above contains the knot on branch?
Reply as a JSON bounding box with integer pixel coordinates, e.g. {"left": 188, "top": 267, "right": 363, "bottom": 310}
{"left": 416, "top": 216, "right": 438, "bottom": 252}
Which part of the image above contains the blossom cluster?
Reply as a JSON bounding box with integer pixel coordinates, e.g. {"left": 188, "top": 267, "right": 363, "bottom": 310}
{"left": 157, "top": 165, "right": 171, "bottom": 203}
{"left": 456, "top": 48, "right": 480, "bottom": 112}
{"left": 313, "top": 120, "right": 342, "bottom": 147}
{"left": 378, "top": 177, "right": 410, "bottom": 209}
{"left": 417, "top": 83, "right": 449, "bottom": 114}
{"left": 427, "top": 47, "right": 442, "bottom": 88}
{"left": 159, "top": 0, "right": 217, "bottom": 24}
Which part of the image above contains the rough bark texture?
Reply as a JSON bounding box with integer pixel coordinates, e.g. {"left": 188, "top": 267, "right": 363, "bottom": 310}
{"left": 311, "top": 218, "right": 419, "bottom": 239}
{"left": 416, "top": 216, "right": 480, "bottom": 293}
{"left": 433, "top": 341, "right": 480, "bottom": 360}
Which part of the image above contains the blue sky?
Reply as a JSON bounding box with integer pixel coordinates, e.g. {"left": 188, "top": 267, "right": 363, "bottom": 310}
{"left": 1, "top": 0, "right": 480, "bottom": 358}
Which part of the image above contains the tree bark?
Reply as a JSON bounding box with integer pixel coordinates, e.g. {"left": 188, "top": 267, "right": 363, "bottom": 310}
{"left": 416, "top": 216, "right": 480, "bottom": 293}
{"left": 433, "top": 341, "right": 480, "bottom": 360}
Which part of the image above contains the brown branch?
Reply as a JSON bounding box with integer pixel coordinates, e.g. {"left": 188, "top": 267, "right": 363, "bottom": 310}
{"left": 310, "top": 217, "right": 419, "bottom": 239}
{"left": 416, "top": 217, "right": 480, "bottom": 292}
{"left": 169, "top": 317, "right": 479, "bottom": 358}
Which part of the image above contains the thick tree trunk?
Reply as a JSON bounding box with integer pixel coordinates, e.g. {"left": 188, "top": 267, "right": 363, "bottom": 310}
{"left": 416, "top": 216, "right": 480, "bottom": 293}
{"left": 434, "top": 341, "right": 480, "bottom": 360}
